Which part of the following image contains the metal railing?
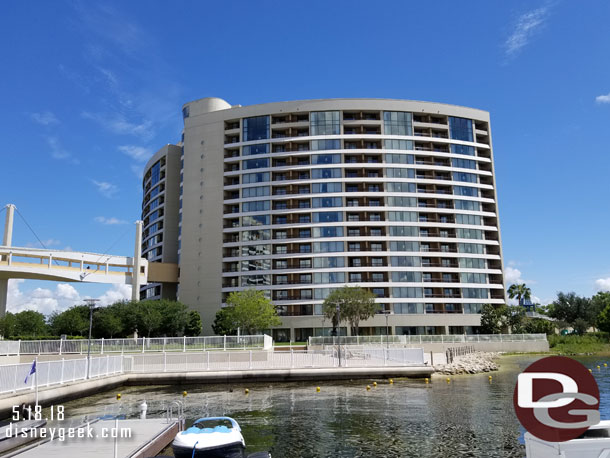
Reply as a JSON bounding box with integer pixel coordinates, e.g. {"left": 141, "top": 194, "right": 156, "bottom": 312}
{"left": 126, "top": 348, "right": 425, "bottom": 372}
{"left": 0, "top": 355, "right": 123, "bottom": 395}
{"left": 308, "top": 333, "right": 548, "bottom": 346}
{"left": 0, "top": 335, "right": 273, "bottom": 356}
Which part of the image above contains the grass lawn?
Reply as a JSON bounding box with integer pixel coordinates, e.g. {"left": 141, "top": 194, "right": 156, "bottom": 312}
{"left": 548, "top": 334, "right": 610, "bottom": 355}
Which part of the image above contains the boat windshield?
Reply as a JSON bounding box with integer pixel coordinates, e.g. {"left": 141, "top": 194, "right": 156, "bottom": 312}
{"left": 192, "top": 419, "right": 234, "bottom": 430}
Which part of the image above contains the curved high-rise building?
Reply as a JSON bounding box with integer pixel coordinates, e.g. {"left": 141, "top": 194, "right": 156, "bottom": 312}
{"left": 142, "top": 98, "right": 506, "bottom": 339}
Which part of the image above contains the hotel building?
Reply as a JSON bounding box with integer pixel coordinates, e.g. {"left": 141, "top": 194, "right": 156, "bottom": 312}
{"left": 141, "top": 98, "right": 506, "bottom": 340}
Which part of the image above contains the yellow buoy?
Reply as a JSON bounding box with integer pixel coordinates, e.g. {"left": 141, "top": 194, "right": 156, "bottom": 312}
{"left": 389, "top": 379, "right": 394, "bottom": 384}
{"left": 366, "top": 385, "right": 371, "bottom": 390}
{"left": 605, "top": 363, "right": 608, "bottom": 367}
{"left": 116, "top": 393, "right": 121, "bottom": 400}
{"left": 488, "top": 375, "right": 493, "bottom": 380}
{"left": 245, "top": 388, "right": 250, "bottom": 394}
{"left": 316, "top": 386, "right": 320, "bottom": 392}
{"left": 446, "top": 377, "right": 451, "bottom": 383}
{"left": 424, "top": 378, "right": 429, "bottom": 384}
{"left": 589, "top": 369, "right": 593, "bottom": 373}
{"left": 182, "top": 391, "right": 188, "bottom": 397}
{"left": 373, "top": 382, "right": 377, "bottom": 387}
{"left": 598, "top": 366, "right": 601, "bottom": 370}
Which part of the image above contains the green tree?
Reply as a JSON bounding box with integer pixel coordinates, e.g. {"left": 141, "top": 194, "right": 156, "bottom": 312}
{"left": 479, "top": 304, "right": 504, "bottom": 334}
{"left": 0, "top": 312, "right": 16, "bottom": 338}
{"left": 523, "top": 317, "right": 556, "bottom": 335}
{"left": 212, "top": 308, "right": 238, "bottom": 335}
{"left": 547, "top": 292, "right": 598, "bottom": 334}
{"left": 185, "top": 310, "right": 202, "bottom": 336}
{"left": 222, "top": 289, "right": 281, "bottom": 334}
{"left": 136, "top": 301, "right": 164, "bottom": 337}
{"left": 14, "top": 310, "right": 48, "bottom": 337}
{"left": 49, "top": 305, "right": 90, "bottom": 336}
{"left": 157, "top": 300, "right": 189, "bottom": 336}
{"left": 507, "top": 283, "right": 532, "bottom": 307}
{"left": 93, "top": 307, "right": 123, "bottom": 338}
{"left": 322, "top": 286, "right": 378, "bottom": 336}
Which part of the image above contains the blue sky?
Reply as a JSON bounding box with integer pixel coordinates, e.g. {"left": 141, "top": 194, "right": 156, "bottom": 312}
{"left": 1, "top": 0, "right": 609, "bottom": 314}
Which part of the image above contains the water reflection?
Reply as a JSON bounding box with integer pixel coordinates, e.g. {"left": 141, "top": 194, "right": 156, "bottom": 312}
{"left": 47, "top": 355, "right": 610, "bottom": 458}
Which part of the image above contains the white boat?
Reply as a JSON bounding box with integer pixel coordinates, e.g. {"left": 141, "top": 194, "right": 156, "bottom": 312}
{"left": 172, "top": 416, "right": 270, "bottom": 458}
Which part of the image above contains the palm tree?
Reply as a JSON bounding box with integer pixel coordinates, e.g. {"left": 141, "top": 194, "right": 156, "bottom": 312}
{"left": 507, "top": 283, "right": 532, "bottom": 307}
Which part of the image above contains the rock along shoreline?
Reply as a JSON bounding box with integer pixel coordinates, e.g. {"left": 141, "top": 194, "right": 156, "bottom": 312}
{"left": 433, "top": 351, "right": 500, "bottom": 375}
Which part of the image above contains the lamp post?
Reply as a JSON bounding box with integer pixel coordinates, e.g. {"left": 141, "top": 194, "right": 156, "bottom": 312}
{"left": 84, "top": 298, "right": 99, "bottom": 379}
{"left": 336, "top": 304, "right": 341, "bottom": 367}
{"left": 381, "top": 309, "right": 392, "bottom": 349}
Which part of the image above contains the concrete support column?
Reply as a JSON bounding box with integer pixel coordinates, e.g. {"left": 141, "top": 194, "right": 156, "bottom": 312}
{"left": 132, "top": 221, "right": 143, "bottom": 301}
{"left": 0, "top": 204, "right": 16, "bottom": 317}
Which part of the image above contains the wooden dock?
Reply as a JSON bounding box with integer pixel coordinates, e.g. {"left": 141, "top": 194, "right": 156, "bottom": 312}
{"left": 9, "top": 418, "right": 180, "bottom": 458}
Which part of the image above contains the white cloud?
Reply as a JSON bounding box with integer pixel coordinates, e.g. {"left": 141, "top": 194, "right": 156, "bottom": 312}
{"left": 81, "top": 111, "right": 154, "bottom": 140}
{"left": 31, "top": 111, "right": 59, "bottom": 126}
{"left": 25, "top": 238, "right": 61, "bottom": 249}
{"left": 505, "top": 6, "right": 550, "bottom": 57}
{"left": 92, "top": 180, "right": 118, "bottom": 198}
{"left": 7, "top": 280, "right": 132, "bottom": 316}
{"left": 118, "top": 145, "right": 152, "bottom": 162}
{"left": 98, "top": 284, "right": 132, "bottom": 306}
{"left": 46, "top": 136, "right": 79, "bottom": 164}
{"left": 595, "top": 93, "right": 610, "bottom": 104}
{"left": 595, "top": 278, "right": 610, "bottom": 292}
{"left": 94, "top": 216, "right": 127, "bottom": 225}
{"left": 131, "top": 164, "right": 144, "bottom": 180}
{"left": 504, "top": 266, "right": 524, "bottom": 284}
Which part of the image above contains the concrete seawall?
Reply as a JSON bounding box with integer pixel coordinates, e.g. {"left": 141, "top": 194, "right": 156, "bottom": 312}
{"left": 0, "top": 366, "right": 433, "bottom": 417}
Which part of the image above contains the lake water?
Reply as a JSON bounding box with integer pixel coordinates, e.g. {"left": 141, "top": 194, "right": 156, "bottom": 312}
{"left": 52, "top": 355, "right": 610, "bottom": 458}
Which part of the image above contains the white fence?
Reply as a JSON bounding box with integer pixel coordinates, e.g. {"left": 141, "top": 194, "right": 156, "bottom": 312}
{"left": 0, "top": 355, "right": 123, "bottom": 395}
{"left": 0, "top": 335, "right": 273, "bottom": 356}
{"left": 126, "top": 348, "right": 425, "bottom": 372}
{"left": 308, "top": 333, "right": 548, "bottom": 346}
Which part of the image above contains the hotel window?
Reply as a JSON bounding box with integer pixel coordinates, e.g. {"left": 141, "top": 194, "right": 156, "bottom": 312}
{"left": 299, "top": 244, "right": 311, "bottom": 253}
{"left": 275, "top": 260, "right": 288, "bottom": 269}
{"left": 243, "top": 186, "right": 270, "bottom": 198}
{"left": 275, "top": 245, "right": 287, "bottom": 254}
{"left": 298, "top": 215, "right": 311, "bottom": 223}
{"left": 371, "top": 273, "right": 384, "bottom": 282}
{"left": 312, "top": 154, "right": 340, "bottom": 164}
{"left": 453, "top": 186, "right": 478, "bottom": 197}
{"left": 313, "top": 211, "right": 342, "bottom": 223}
{"left": 313, "top": 227, "right": 343, "bottom": 237}
{"left": 313, "top": 197, "right": 342, "bottom": 208}
{"left": 300, "top": 259, "right": 312, "bottom": 268}
{"left": 451, "top": 158, "right": 476, "bottom": 169}
{"left": 371, "top": 258, "right": 383, "bottom": 267}
{"left": 350, "top": 273, "right": 362, "bottom": 282}
{"left": 348, "top": 243, "right": 361, "bottom": 252}
{"left": 348, "top": 228, "right": 360, "bottom": 236}
{"left": 313, "top": 182, "right": 341, "bottom": 193}
{"left": 453, "top": 172, "right": 477, "bottom": 183}
{"left": 301, "top": 290, "right": 313, "bottom": 300}
{"left": 276, "top": 275, "right": 288, "bottom": 285}
{"left": 369, "top": 213, "right": 381, "bottom": 221}
{"left": 449, "top": 117, "right": 473, "bottom": 142}
{"left": 243, "top": 144, "right": 270, "bottom": 156}
{"left": 393, "top": 271, "right": 422, "bottom": 282}
{"left": 243, "top": 172, "right": 270, "bottom": 184}
{"left": 347, "top": 214, "right": 360, "bottom": 222}
{"left": 300, "top": 274, "right": 312, "bottom": 283}
{"left": 275, "top": 230, "right": 287, "bottom": 239}
{"left": 370, "top": 243, "right": 382, "bottom": 251}
{"left": 310, "top": 111, "right": 340, "bottom": 135}
{"left": 243, "top": 116, "right": 270, "bottom": 141}
{"left": 299, "top": 229, "right": 311, "bottom": 238}
{"left": 314, "top": 257, "right": 344, "bottom": 268}
{"left": 313, "top": 241, "right": 344, "bottom": 253}
{"left": 311, "top": 139, "right": 341, "bottom": 150}
{"left": 451, "top": 144, "right": 475, "bottom": 156}
{"left": 298, "top": 200, "right": 310, "bottom": 208}
{"left": 384, "top": 139, "right": 413, "bottom": 151}
{"left": 312, "top": 168, "right": 341, "bottom": 179}
{"left": 383, "top": 112, "right": 412, "bottom": 136}
{"left": 298, "top": 186, "right": 310, "bottom": 194}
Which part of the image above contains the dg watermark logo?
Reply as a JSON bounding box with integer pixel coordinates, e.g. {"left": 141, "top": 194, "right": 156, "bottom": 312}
{"left": 513, "top": 356, "right": 600, "bottom": 442}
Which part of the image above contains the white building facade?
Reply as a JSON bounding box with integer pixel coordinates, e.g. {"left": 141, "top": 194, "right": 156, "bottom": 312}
{"left": 142, "top": 98, "right": 506, "bottom": 340}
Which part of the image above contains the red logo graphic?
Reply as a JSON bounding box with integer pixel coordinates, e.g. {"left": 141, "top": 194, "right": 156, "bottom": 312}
{"left": 513, "top": 356, "right": 600, "bottom": 442}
